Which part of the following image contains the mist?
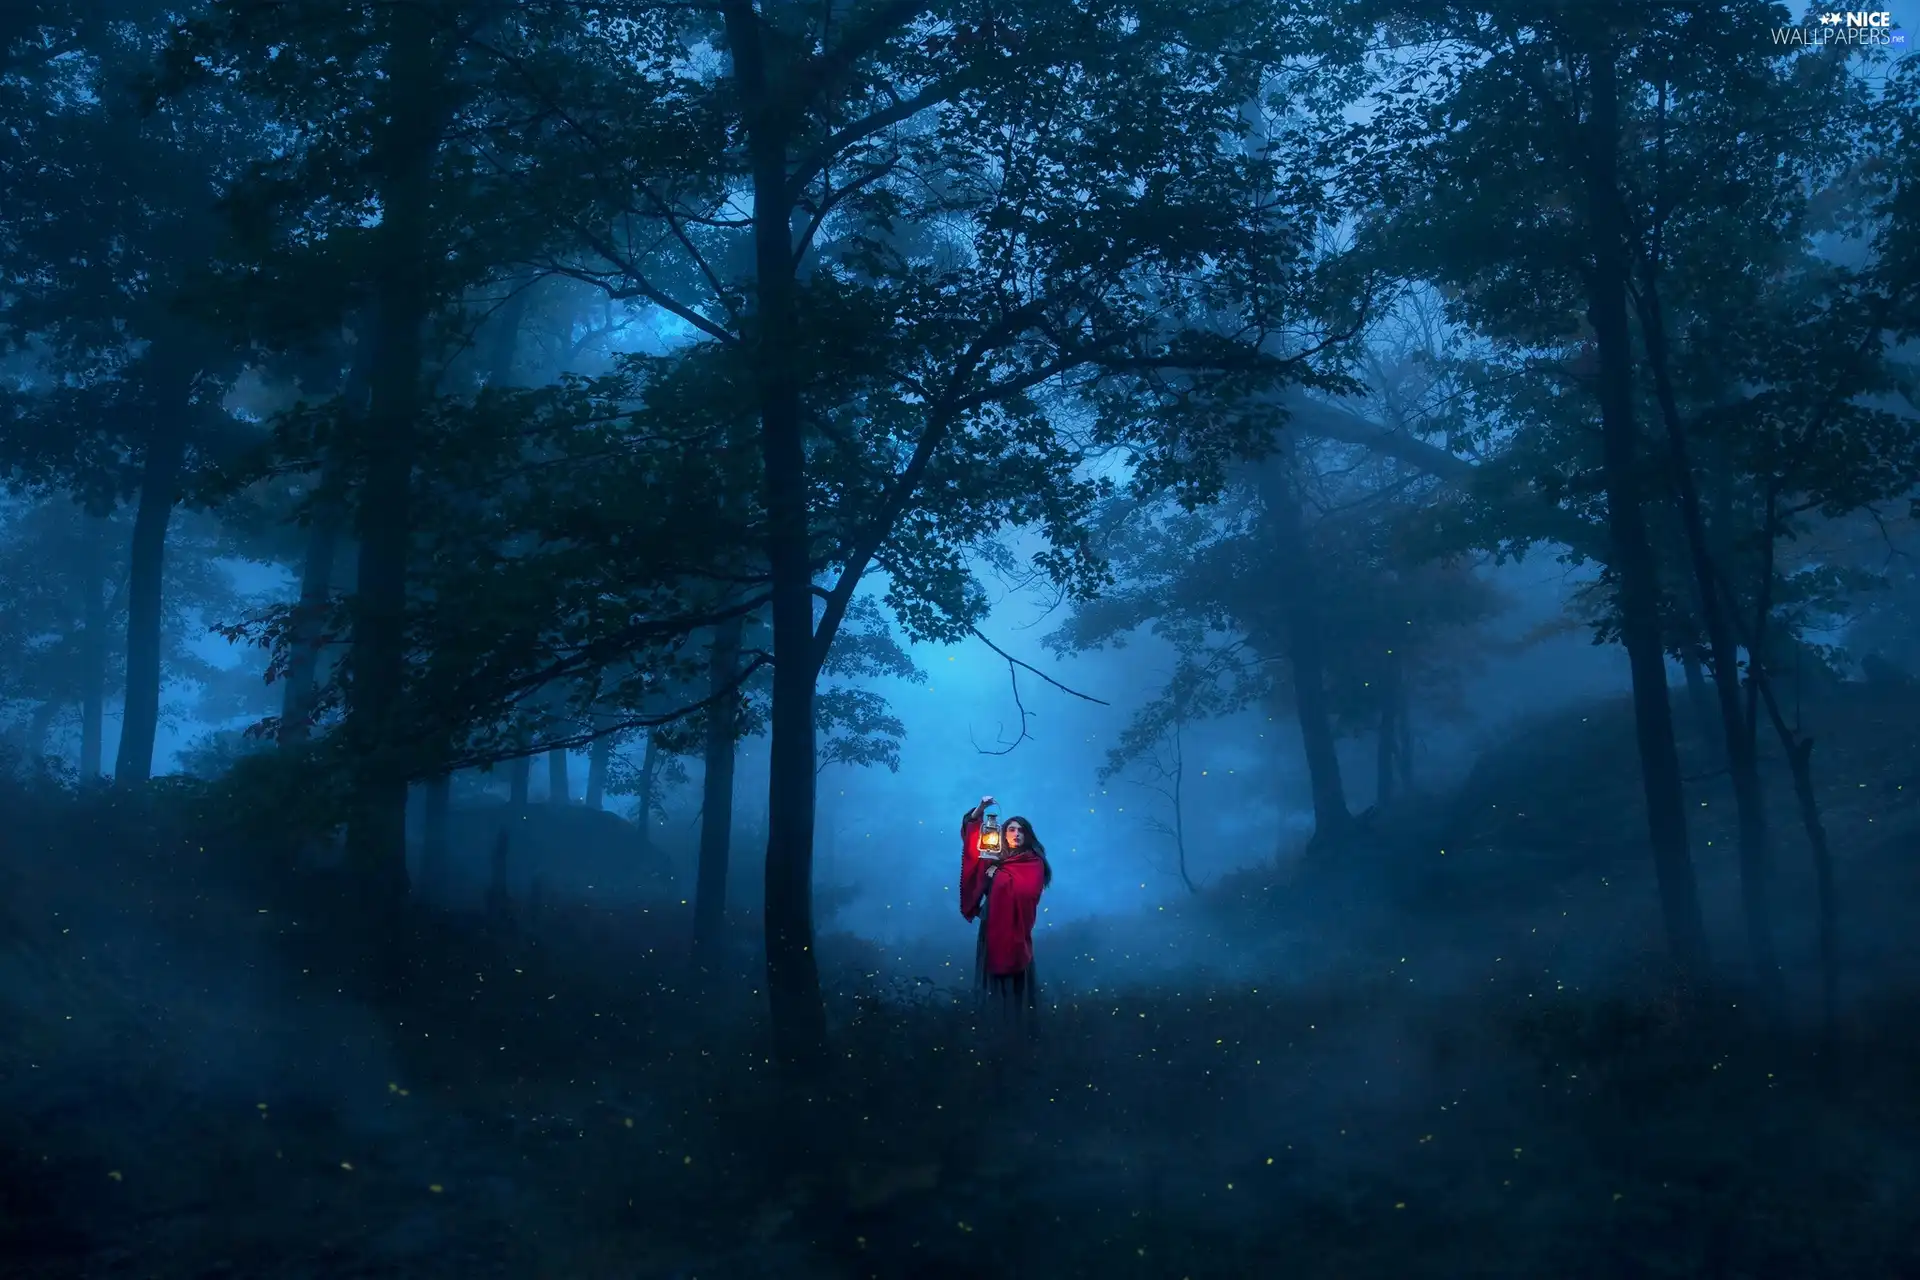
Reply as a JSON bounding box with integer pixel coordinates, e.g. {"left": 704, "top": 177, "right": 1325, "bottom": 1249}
{"left": 4, "top": 4, "right": 1919, "bottom": 1278}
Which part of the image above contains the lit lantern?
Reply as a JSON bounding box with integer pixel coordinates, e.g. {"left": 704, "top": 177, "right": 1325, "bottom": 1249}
{"left": 978, "top": 808, "right": 1002, "bottom": 854}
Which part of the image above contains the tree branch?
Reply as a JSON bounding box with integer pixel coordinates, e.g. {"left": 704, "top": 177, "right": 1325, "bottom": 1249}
{"left": 554, "top": 224, "right": 738, "bottom": 345}
{"left": 968, "top": 626, "right": 1108, "bottom": 705}
{"left": 433, "top": 654, "right": 770, "bottom": 775}
{"left": 971, "top": 656, "right": 1034, "bottom": 756}
{"left": 789, "top": 80, "right": 958, "bottom": 194}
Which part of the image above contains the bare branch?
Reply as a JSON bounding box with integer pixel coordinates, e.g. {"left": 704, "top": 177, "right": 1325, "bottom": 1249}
{"left": 968, "top": 626, "right": 1109, "bottom": 705}
{"left": 971, "top": 657, "right": 1035, "bottom": 756}
{"left": 556, "top": 223, "right": 738, "bottom": 344}
{"left": 434, "top": 654, "right": 770, "bottom": 775}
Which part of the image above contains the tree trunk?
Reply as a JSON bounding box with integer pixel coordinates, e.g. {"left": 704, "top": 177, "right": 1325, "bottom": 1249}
{"left": 694, "top": 618, "right": 744, "bottom": 967}
{"left": 742, "top": 101, "right": 828, "bottom": 1074}
{"left": 1758, "top": 635, "right": 1843, "bottom": 1067}
{"left": 420, "top": 771, "right": 452, "bottom": 898}
{"left": 1397, "top": 693, "right": 1414, "bottom": 794}
{"left": 486, "top": 281, "right": 530, "bottom": 387}
{"left": 27, "top": 699, "right": 60, "bottom": 763}
{"left": 1680, "top": 648, "right": 1720, "bottom": 756}
{"left": 820, "top": 788, "right": 838, "bottom": 883}
{"left": 1580, "top": 44, "right": 1709, "bottom": 977}
{"left": 546, "top": 746, "right": 570, "bottom": 806}
{"left": 485, "top": 828, "right": 511, "bottom": 926}
{"left": 343, "top": 5, "right": 440, "bottom": 933}
{"left": 1376, "top": 647, "right": 1401, "bottom": 809}
{"left": 79, "top": 516, "right": 109, "bottom": 780}
{"left": 114, "top": 400, "right": 187, "bottom": 785}
{"left": 1171, "top": 719, "right": 1197, "bottom": 893}
{"left": 1735, "top": 512, "right": 1840, "bottom": 1053}
{"left": 283, "top": 342, "right": 364, "bottom": 750}
{"left": 585, "top": 717, "right": 613, "bottom": 810}
{"left": 1636, "top": 268, "right": 1779, "bottom": 996}
{"left": 1784, "top": 736, "right": 1838, "bottom": 1044}
{"left": 472, "top": 279, "right": 539, "bottom": 831}
{"left": 1260, "top": 441, "right": 1351, "bottom": 844}
{"left": 638, "top": 732, "right": 660, "bottom": 851}
{"left": 280, "top": 483, "right": 344, "bottom": 747}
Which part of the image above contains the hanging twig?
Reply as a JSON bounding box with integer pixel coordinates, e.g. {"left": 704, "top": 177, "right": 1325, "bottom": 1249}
{"left": 967, "top": 626, "right": 1111, "bottom": 705}
{"left": 966, "top": 626, "right": 1109, "bottom": 756}
{"left": 970, "top": 658, "right": 1033, "bottom": 756}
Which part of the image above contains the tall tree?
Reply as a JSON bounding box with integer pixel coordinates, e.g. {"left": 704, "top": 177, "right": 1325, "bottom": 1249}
{"left": 1253, "top": 437, "right": 1354, "bottom": 842}
{"left": 1579, "top": 34, "right": 1711, "bottom": 977}
{"left": 524, "top": 0, "right": 1352, "bottom": 1072}
{"left": 1059, "top": 436, "right": 1502, "bottom": 845}
{"left": 1622, "top": 7, "right": 1899, "bottom": 1001}
{"left": 1625, "top": 35, "right": 1913, "bottom": 1014}
{"left": 1349, "top": 0, "right": 1911, "bottom": 987}
{"left": 339, "top": 0, "right": 450, "bottom": 924}
{"left": 1, "top": 5, "right": 254, "bottom": 783}
{"left": 1353, "top": 1, "right": 1719, "bottom": 972}
{"left": 693, "top": 618, "right": 744, "bottom": 968}
{"left": 162, "top": 0, "right": 588, "bottom": 927}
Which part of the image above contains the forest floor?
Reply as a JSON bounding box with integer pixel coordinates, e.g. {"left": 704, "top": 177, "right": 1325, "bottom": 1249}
{"left": 3, "top": 684, "right": 1920, "bottom": 1279}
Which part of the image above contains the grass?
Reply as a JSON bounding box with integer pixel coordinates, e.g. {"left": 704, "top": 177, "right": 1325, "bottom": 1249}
{"left": 2, "top": 690, "right": 1920, "bottom": 1277}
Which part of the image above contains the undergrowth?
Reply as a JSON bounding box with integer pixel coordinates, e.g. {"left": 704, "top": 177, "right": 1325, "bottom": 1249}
{"left": 3, "top": 717, "right": 1920, "bottom": 1277}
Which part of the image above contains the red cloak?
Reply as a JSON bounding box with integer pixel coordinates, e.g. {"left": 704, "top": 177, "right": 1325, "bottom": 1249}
{"left": 959, "top": 813, "right": 1046, "bottom": 976}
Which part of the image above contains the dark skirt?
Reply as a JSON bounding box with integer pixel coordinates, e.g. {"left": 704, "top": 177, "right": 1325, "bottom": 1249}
{"left": 974, "top": 894, "right": 1038, "bottom": 1035}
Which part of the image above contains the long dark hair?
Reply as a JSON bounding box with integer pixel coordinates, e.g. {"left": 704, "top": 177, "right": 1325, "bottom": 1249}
{"left": 1005, "top": 816, "right": 1052, "bottom": 888}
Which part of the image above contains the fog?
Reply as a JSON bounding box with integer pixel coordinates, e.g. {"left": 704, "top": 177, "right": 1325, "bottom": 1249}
{"left": 4, "top": 4, "right": 1919, "bottom": 1278}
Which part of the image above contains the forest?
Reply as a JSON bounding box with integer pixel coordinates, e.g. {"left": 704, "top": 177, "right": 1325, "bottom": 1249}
{"left": 1, "top": 0, "right": 1918, "bottom": 1276}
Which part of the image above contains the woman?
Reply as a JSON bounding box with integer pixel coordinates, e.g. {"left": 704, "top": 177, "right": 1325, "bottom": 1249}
{"left": 960, "top": 794, "right": 1052, "bottom": 1031}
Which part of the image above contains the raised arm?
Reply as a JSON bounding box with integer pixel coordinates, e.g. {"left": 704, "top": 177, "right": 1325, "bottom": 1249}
{"left": 959, "top": 795, "right": 992, "bottom": 921}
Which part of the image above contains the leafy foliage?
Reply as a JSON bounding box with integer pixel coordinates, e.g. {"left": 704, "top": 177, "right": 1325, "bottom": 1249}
{"left": 1336, "top": 1, "right": 1917, "bottom": 668}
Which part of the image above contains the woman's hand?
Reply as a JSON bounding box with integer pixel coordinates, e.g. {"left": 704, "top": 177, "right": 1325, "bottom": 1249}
{"left": 980, "top": 794, "right": 994, "bottom": 810}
